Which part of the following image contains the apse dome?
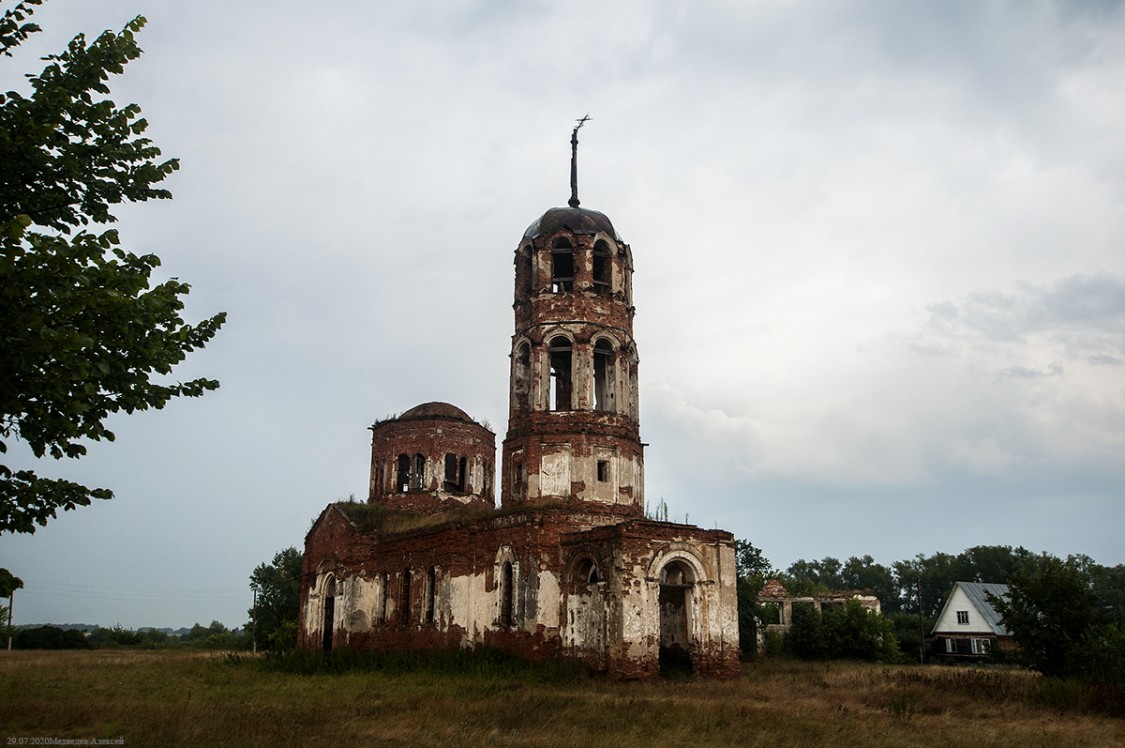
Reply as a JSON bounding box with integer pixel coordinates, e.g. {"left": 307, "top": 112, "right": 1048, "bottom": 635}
{"left": 398, "top": 401, "right": 476, "bottom": 424}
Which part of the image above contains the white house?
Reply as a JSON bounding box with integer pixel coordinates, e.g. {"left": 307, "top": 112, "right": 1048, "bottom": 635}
{"left": 930, "top": 581, "right": 1016, "bottom": 660}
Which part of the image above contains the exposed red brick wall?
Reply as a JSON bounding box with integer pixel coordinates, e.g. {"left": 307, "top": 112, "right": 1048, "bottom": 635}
{"left": 369, "top": 412, "right": 495, "bottom": 514}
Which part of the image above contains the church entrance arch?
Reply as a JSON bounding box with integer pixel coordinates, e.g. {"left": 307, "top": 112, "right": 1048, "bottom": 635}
{"left": 658, "top": 559, "right": 695, "bottom": 675}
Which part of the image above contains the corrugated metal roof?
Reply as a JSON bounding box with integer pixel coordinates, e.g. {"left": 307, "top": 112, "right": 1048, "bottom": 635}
{"left": 957, "top": 582, "right": 1011, "bottom": 636}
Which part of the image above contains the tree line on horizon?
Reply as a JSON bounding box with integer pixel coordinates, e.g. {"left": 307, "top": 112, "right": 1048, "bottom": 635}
{"left": 8, "top": 619, "right": 248, "bottom": 650}
{"left": 735, "top": 540, "right": 1125, "bottom": 691}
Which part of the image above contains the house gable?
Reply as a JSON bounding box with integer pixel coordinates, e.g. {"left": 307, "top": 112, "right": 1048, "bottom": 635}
{"left": 932, "top": 582, "right": 1010, "bottom": 636}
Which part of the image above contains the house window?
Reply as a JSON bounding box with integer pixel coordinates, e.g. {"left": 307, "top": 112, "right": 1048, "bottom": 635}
{"left": 597, "top": 460, "right": 609, "bottom": 482}
{"left": 945, "top": 638, "right": 956, "bottom": 653}
{"left": 551, "top": 238, "right": 574, "bottom": 292}
{"left": 971, "top": 638, "right": 990, "bottom": 655}
{"left": 956, "top": 610, "right": 969, "bottom": 625}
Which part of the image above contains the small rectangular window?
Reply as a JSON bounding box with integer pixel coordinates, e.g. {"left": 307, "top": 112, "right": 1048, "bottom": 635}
{"left": 956, "top": 610, "right": 969, "bottom": 625}
{"left": 597, "top": 460, "right": 609, "bottom": 482}
{"left": 945, "top": 638, "right": 955, "bottom": 653}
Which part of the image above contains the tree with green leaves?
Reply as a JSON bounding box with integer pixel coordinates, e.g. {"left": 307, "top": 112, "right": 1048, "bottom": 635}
{"left": 0, "top": 0, "right": 225, "bottom": 534}
{"left": 733, "top": 539, "right": 776, "bottom": 657}
{"left": 1, "top": 566, "right": 22, "bottom": 648}
{"left": 785, "top": 599, "right": 899, "bottom": 662}
{"left": 841, "top": 555, "right": 899, "bottom": 612}
{"left": 249, "top": 547, "right": 303, "bottom": 651}
{"left": 990, "top": 554, "right": 1109, "bottom": 680}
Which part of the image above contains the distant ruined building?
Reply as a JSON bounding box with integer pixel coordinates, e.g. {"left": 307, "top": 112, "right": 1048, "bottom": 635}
{"left": 298, "top": 125, "right": 740, "bottom": 678}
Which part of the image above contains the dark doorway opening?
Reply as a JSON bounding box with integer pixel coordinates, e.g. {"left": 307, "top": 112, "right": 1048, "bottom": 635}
{"left": 658, "top": 561, "right": 693, "bottom": 676}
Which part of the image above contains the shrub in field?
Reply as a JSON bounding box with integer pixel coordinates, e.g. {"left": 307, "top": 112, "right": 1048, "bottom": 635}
{"left": 786, "top": 599, "right": 899, "bottom": 662}
{"left": 14, "top": 625, "right": 92, "bottom": 649}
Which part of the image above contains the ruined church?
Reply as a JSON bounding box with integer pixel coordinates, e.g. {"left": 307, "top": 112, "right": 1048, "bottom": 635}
{"left": 298, "top": 126, "right": 740, "bottom": 678}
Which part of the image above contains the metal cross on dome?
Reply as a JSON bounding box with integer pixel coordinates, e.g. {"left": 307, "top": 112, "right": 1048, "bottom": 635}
{"left": 569, "top": 114, "right": 591, "bottom": 208}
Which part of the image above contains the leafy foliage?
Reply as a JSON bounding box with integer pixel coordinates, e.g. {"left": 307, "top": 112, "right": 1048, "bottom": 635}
{"left": 249, "top": 547, "right": 303, "bottom": 651}
{"left": 184, "top": 619, "right": 247, "bottom": 649}
{"left": 733, "top": 539, "right": 776, "bottom": 657}
{"left": 12, "top": 624, "right": 93, "bottom": 649}
{"left": 990, "top": 554, "right": 1124, "bottom": 687}
{"left": 891, "top": 545, "right": 1036, "bottom": 618}
{"left": 785, "top": 598, "right": 900, "bottom": 662}
{"left": 0, "top": 567, "right": 23, "bottom": 597}
{"left": 0, "top": 2, "right": 225, "bottom": 533}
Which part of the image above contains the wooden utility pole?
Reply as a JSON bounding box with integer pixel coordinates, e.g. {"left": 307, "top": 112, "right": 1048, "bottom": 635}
{"left": 6, "top": 588, "right": 14, "bottom": 651}
{"left": 917, "top": 579, "right": 925, "bottom": 664}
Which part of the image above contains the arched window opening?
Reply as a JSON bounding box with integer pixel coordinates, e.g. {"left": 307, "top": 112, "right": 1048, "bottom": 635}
{"left": 396, "top": 454, "right": 410, "bottom": 493}
{"left": 444, "top": 453, "right": 459, "bottom": 492}
{"left": 518, "top": 244, "right": 533, "bottom": 295}
{"left": 381, "top": 572, "right": 390, "bottom": 623}
{"left": 593, "top": 339, "right": 615, "bottom": 412}
{"left": 660, "top": 560, "right": 694, "bottom": 587}
{"left": 513, "top": 343, "right": 531, "bottom": 410}
{"left": 459, "top": 456, "right": 468, "bottom": 492}
{"left": 575, "top": 557, "right": 600, "bottom": 585}
{"left": 500, "top": 561, "right": 514, "bottom": 628}
{"left": 425, "top": 566, "right": 437, "bottom": 625}
{"left": 593, "top": 240, "right": 612, "bottom": 296}
{"left": 549, "top": 336, "right": 573, "bottom": 410}
{"left": 411, "top": 454, "right": 425, "bottom": 491}
{"left": 512, "top": 461, "right": 525, "bottom": 500}
{"left": 626, "top": 346, "right": 640, "bottom": 420}
{"left": 551, "top": 238, "right": 574, "bottom": 292}
{"left": 401, "top": 569, "right": 413, "bottom": 625}
{"left": 322, "top": 575, "right": 336, "bottom": 652}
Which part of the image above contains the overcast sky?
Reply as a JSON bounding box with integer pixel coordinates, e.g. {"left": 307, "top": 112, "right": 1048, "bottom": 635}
{"left": 2, "top": 0, "right": 1123, "bottom": 629}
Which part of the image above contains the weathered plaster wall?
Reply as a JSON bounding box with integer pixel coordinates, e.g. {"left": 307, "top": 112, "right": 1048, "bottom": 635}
{"left": 300, "top": 506, "right": 739, "bottom": 679}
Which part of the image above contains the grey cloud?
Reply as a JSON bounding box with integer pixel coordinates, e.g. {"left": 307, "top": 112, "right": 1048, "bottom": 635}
{"left": 915, "top": 273, "right": 1125, "bottom": 362}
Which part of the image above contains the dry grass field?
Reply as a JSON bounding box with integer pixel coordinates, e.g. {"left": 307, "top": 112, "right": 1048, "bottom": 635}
{"left": 2, "top": 649, "right": 1122, "bottom": 747}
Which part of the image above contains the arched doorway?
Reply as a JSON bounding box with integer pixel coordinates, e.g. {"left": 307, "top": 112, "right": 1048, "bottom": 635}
{"left": 322, "top": 576, "right": 336, "bottom": 652}
{"left": 658, "top": 560, "right": 694, "bottom": 675}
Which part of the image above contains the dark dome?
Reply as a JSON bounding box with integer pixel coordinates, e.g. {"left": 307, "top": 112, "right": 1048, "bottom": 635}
{"left": 524, "top": 206, "right": 620, "bottom": 241}
{"left": 398, "top": 401, "right": 474, "bottom": 423}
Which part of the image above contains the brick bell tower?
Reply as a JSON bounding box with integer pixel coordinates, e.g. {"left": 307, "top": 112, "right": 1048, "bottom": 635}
{"left": 501, "top": 120, "right": 643, "bottom": 515}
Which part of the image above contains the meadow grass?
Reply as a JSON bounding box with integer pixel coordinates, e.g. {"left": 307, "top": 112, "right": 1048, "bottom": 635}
{"left": 2, "top": 650, "right": 1122, "bottom": 747}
